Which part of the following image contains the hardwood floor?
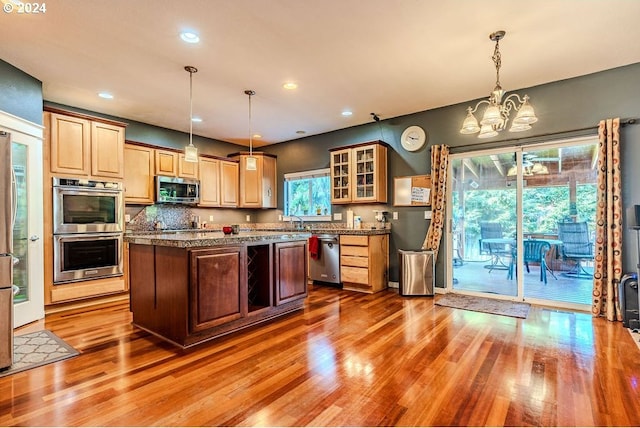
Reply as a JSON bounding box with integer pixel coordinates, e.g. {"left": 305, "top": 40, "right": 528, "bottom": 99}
{"left": 2, "top": 285, "right": 640, "bottom": 426}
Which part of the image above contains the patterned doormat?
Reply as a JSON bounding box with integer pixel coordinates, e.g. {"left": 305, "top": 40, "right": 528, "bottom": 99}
{"left": 628, "top": 328, "right": 640, "bottom": 351}
{"left": 0, "top": 330, "right": 79, "bottom": 378}
{"left": 436, "top": 294, "right": 530, "bottom": 319}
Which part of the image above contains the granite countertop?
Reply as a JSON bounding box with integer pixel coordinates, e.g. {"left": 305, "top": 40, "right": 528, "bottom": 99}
{"left": 126, "top": 226, "right": 391, "bottom": 238}
{"left": 124, "top": 230, "right": 312, "bottom": 248}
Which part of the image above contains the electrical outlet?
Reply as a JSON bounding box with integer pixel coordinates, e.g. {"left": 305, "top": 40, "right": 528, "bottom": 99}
{"left": 209, "top": 215, "right": 214, "bottom": 221}
{"left": 392, "top": 212, "right": 398, "bottom": 220}
{"left": 278, "top": 214, "right": 283, "bottom": 221}
{"left": 334, "top": 213, "right": 342, "bottom": 221}
{"left": 246, "top": 215, "right": 251, "bottom": 222}
{"left": 425, "top": 210, "right": 432, "bottom": 219}
{"left": 124, "top": 214, "right": 131, "bottom": 223}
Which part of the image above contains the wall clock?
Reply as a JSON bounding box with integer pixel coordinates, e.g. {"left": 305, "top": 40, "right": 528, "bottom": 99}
{"left": 400, "top": 125, "right": 427, "bottom": 152}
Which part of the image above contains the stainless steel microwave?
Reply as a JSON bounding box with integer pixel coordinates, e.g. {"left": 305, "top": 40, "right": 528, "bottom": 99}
{"left": 156, "top": 176, "right": 199, "bottom": 204}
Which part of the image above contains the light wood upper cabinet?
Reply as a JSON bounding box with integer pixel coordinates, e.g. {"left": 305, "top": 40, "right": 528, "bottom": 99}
{"left": 91, "top": 121, "right": 125, "bottom": 179}
{"left": 178, "top": 154, "right": 199, "bottom": 179}
{"left": 124, "top": 143, "right": 155, "bottom": 204}
{"left": 198, "top": 157, "right": 221, "bottom": 207}
{"left": 48, "top": 113, "right": 92, "bottom": 177}
{"left": 155, "top": 149, "right": 178, "bottom": 176}
{"left": 48, "top": 111, "right": 125, "bottom": 180}
{"left": 154, "top": 150, "right": 198, "bottom": 179}
{"left": 330, "top": 141, "right": 387, "bottom": 204}
{"left": 199, "top": 157, "right": 239, "bottom": 208}
{"left": 220, "top": 160, "right": 239, "bottom": 207}
{"left": 231, "top": 153, "right": 277, "bottom": 208}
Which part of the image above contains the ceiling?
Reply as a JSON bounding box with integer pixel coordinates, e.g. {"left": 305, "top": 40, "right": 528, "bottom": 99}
{"left": 3, "top": 0, "right": 640, "bottom": 147}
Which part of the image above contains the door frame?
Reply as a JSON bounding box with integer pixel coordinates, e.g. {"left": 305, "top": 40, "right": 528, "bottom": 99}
{"left": 0, "top": 110, "right": 44, "bottom": 327}
{"left": 445, "top": 136, "right": 596, "bottom": 312}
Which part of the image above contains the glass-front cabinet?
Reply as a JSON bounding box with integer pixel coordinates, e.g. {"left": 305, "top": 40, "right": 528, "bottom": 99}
{"left": 330, "top": 148, "right": 351, "bottom": 203}
{"left": 330, "top": 141, "right": 387, "bottom": 204}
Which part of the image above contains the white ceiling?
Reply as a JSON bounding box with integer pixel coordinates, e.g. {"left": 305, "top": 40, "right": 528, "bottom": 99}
{"left": 3, "top": 0, "right": 640, "bottom": 147}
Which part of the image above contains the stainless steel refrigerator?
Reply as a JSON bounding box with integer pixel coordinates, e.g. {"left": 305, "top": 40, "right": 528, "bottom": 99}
{"left": 0, "top": 131, "right": 15, "bottom": 370}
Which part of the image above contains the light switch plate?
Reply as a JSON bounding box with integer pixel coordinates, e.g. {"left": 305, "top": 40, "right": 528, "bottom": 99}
{"left": 425, "top": 211, "right": 432, "bottom": 219}
{"left": 246, "top": 215, "right": 251, "bottom": 222}
{"left": 393, "top": 212, "right": 398, "bottom": 220}
{"left": 209, "top": 215, "right": 214, "bottom": 221}
{"left": 334, "top": 213, "right": 343, "bottom": 221}
{"left": 124, "top": 214, "right": 131, "bottom": 223}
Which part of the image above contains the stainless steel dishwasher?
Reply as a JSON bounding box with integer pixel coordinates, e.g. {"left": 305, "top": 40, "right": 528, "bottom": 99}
{"left": 309, "top": 234, "right": 341, "bottom": 285}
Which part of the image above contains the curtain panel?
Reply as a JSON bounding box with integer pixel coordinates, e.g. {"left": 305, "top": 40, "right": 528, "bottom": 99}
{"left": 592, "top": 118, "right": 622, "bottom": 321}
{"left": 422, "top": 145, "right": 449, "bottom": 259}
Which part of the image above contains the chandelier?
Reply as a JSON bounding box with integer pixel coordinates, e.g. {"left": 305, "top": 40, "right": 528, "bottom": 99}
{"left": 459, "top": 31, "right": 538, "bottom": 139}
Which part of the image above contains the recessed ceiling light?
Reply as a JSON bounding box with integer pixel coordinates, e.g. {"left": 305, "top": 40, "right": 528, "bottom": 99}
{"left": 252, "top": 134, "right": 262, "bottom": 139}
{"left": 296, "top": 130, "right": 306, "bottom": 135}
{"left": 191, "top": 117, "right": 202, "bottom": 123}
{"left": 180, "top": 31, "right": 200, "bottom": 44}
{"left": 283, "top": 82, "right": 298, "bottom": 90}
{"left": 341, "top": 110, "right": 353, "bottom": 116}
{"left": 98, "top": 92, "right": 113, "bottom": 99}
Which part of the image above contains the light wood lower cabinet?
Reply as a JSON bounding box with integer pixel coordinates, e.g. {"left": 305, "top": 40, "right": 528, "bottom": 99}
{"left": 340, "top": 234, "right": 389, "bottom": 293}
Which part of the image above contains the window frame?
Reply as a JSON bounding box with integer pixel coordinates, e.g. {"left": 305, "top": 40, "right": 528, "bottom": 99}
{"left": 283, "top": 168, "right": 332, "bottom": 222}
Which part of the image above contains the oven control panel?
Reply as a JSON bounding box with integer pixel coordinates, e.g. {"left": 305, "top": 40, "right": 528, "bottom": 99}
{"left": 53, "top": 177, "right": 122, "bottom": 190}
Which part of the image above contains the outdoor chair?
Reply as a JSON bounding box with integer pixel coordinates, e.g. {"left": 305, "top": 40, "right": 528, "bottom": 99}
{"left": 557, "top": 222, "right": 594, "bottom": 278}
{"left": 507, "top": 239, "right": 553, "bottom": 284}
{"left": 479, "top": 222, "right": 511, "bottom": 272}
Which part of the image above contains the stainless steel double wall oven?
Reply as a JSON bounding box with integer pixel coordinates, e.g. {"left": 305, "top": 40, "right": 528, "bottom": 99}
{"left": 52, "top": 177, "right": 123, "bottom": 284}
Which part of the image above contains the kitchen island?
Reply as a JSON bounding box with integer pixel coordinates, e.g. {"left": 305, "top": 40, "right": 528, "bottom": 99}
{"left": 125, "top": 230, "right": 310, "bottom": 348}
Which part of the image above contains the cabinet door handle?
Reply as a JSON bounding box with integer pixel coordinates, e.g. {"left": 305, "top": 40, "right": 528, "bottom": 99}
{"left": 267, "top": 188, "right": 272, "bottom": 197}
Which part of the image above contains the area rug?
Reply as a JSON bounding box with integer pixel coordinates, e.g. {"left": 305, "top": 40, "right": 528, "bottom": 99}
{"left": 0, "top": 330, "right": 79, "bottom": 378}
{"left": 628, "top": 328, "right": 640, "bottom": 351}
{"left": 436, "top": 294, "right": 530, "bottom": 319}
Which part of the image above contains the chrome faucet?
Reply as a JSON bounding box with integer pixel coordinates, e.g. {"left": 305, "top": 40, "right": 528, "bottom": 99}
{"left": 290, "top": 215, "right": 304, "bottom": 230}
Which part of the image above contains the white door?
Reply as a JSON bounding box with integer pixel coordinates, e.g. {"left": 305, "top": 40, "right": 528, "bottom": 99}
{"left": 1, "top": 111, "right": 44, "bottom": 327}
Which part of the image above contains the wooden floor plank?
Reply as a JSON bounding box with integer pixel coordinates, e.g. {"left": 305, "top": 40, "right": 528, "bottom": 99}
{"left": 2, "top": 285, "right": 640, "bottom": 426}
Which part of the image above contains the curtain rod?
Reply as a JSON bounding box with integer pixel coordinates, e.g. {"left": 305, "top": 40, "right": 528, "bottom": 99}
{"left": 448, "top": 117, "right": 638, "bottom": 153}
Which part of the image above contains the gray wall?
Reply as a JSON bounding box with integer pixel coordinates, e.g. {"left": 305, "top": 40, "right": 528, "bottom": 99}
{"left": 263, "top": 62, "right": 640, "bottom": 285}
{"left": 7, "top": 60, "right": 640, "bottom": 286}
{"left": 0, "top": 59, "right": 43, "bottom": 125}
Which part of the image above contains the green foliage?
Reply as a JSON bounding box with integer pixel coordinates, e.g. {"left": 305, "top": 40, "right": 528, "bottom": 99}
{"left": 285, "top": 175, "right": 331, "bottom": 216}
{"left": 454, "top": 183, "right": 597, "bottom": 257}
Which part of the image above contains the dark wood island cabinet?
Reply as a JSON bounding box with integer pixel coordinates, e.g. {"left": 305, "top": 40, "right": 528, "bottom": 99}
{"left": 126, "top": 231, "right": 309, "bottom": 348}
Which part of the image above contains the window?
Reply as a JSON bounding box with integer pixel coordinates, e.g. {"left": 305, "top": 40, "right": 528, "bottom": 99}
{"left": 284, "top": 168, "right": 331, "bottom": 220}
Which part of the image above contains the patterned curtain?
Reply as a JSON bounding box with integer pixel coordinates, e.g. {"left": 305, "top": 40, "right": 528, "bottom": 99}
{"left": 422, "top": 145, "right": 450, "bottom": 259}
{"left": 592, "top": 118, "right": 623, "bottom": 321}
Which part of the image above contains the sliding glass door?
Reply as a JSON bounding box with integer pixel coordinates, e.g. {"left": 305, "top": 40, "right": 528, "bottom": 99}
{"left": 450, "top": 148, "right": 518, "bottom": 297}
{"left": 447, "top": 137, "right": 597, "bottom": 309}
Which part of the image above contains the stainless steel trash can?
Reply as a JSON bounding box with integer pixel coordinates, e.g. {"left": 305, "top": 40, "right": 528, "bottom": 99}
{"left": 399, "top": 249, "right": 434, "bottom": 296}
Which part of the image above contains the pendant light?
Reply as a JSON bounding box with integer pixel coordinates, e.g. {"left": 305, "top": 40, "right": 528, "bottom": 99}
{"left": 184, "top": 66, "right": 198, "bottom": 162}
{"left": 244, "top": 89, "right": 257, "bottom": 171}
